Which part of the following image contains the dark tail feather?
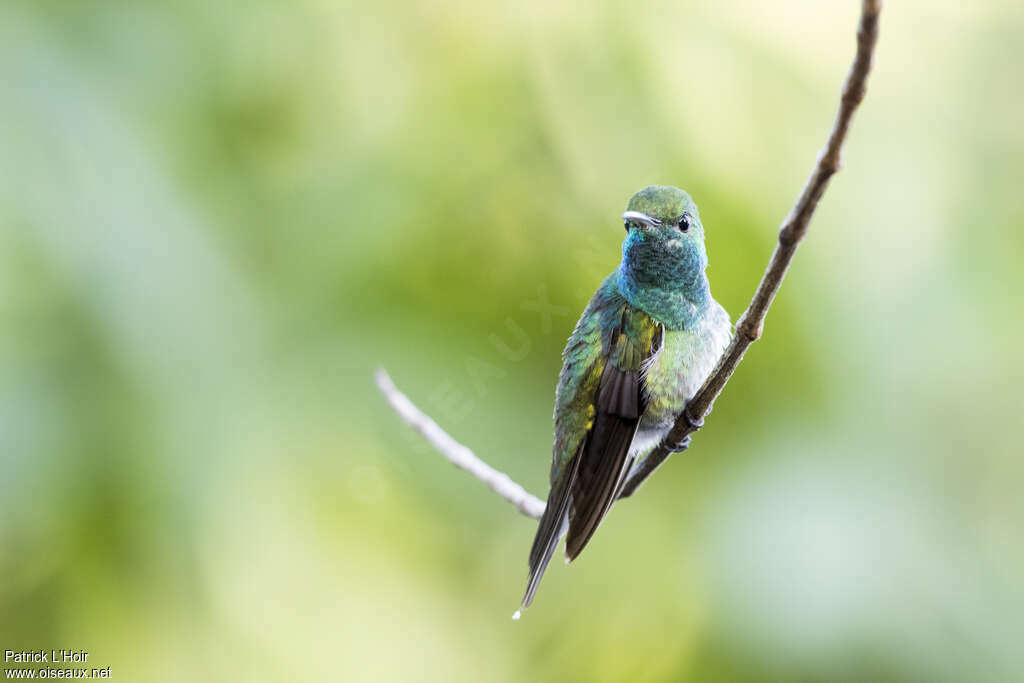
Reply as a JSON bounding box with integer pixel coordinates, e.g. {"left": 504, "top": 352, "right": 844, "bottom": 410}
{"left": 516, "top": 449, "right": 583, "bottom": 618}
{"left": 516, "top": 513, "right": 566, "bottom": 619}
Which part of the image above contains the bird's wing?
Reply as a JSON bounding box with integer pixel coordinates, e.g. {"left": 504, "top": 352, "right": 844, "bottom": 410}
{"left": 520, "top": 279, "right": 615, "bottom": 611}
{"left": 565, "top": 305, "right": 660, "bottom": 560}
{"left": 519, "top": 278, "right": 659, "bottom": 611}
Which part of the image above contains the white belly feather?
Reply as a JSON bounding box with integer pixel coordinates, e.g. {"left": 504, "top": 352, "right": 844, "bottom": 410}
{"left": 629, "top": 301, "right": 731, "bottom": 458}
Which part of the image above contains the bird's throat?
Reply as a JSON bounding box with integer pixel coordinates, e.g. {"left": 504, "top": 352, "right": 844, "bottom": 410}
{"left": 617, "top": 265, "right": 710, "bottom": 331}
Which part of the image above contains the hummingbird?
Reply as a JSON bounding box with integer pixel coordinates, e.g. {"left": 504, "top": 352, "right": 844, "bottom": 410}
{"left": 514, "top": 185, "right": 732, "bottom": 618}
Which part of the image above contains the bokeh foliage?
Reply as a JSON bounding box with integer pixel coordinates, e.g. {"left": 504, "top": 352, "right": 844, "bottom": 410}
{"left": 1, "top": 0, "right": 1023, "bottom": 681}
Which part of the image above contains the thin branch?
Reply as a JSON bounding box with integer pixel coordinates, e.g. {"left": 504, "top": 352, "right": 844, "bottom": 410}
{"left": 375, "top": 369, "right": 545, "bottom": 519}
{"left": 376, "top": 0, "right": 881, "bottom": 516}
{"left": 619, "top": 0, "right": 881, "bottom": 497}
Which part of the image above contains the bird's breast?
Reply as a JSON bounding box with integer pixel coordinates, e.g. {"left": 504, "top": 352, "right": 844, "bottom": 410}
{"left": 640, "top": 303, "right": 731, "bottom": 429}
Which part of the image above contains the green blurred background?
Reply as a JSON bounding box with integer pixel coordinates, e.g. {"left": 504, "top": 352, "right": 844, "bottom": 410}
{"left": 2, "top": 0, "right": 1022, "bottom": 681}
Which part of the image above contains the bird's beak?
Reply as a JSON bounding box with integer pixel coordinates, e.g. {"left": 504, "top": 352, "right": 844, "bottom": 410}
{"left": 622, "top": 211, "right": 662, "bottom": 228}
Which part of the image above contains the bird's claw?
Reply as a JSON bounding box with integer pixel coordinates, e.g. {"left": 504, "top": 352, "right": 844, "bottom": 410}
{"left": 665, "top": 435, "right": 691, "bottom": 453}
{"left": 665, "top": 410, "right": 705, "bottom": 452}
{"left": 684, "top": 412, "right": 705, "bottom": 430}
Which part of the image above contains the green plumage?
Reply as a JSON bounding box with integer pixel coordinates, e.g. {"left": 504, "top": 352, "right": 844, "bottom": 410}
{"left": 516, "top": 186, "right": 732, "bottom": 618}
{"left": 550, "top": 275, "right": 658, "bottom": 479}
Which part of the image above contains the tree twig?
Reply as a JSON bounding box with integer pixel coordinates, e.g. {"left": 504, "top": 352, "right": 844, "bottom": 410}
{"left": 374, "top": 369, "right": 546, "bottom": 519}
{"left": 375, "top": 0, "right": 881, "bottom": 516}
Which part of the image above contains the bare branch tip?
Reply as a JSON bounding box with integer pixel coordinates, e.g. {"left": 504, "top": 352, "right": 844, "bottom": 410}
{"left": 374, "top": 367, "right": 546, "bottom": 520}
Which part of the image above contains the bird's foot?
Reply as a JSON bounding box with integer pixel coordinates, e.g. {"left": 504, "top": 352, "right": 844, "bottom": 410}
{"left": 684, "top": 411, "right": 705, "bottom": 431}
{"left": 665, "top": 411, "right": 705, "bottom": 453}
{"left": 665, "top": 435, "right": 691, "bottom": 453}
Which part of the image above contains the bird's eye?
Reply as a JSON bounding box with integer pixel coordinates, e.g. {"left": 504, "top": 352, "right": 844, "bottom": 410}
{"left": 677, "top": 214, "right": 692, "bottom": 232}
{"left": 624, "top": 220, "right": 631, "bottom": 232}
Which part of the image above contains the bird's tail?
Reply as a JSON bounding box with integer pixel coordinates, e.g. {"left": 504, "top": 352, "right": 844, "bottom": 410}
{"left": 514, "top": 514, "right": 567, "bottom": 620}
{"left": 515, "top": 452, "right": 582, "bottom": 619}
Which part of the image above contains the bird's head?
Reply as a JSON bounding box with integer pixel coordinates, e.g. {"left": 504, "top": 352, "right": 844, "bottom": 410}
{"left": 619, "top": 185, "right": 708, "bottom": 294}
